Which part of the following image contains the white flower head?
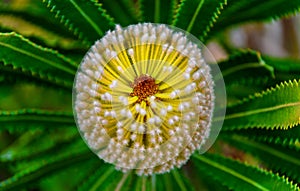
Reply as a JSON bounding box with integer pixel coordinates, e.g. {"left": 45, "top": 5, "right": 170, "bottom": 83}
{"left": 73, "top": 23, "right": 224, "bottom": 175}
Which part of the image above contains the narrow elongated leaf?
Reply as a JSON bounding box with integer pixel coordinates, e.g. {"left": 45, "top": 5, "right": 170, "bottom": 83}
{"left": 0, "top": 0, "right": 75, "bottom": 39}
{"left": 43, "top": 0, "right": 115, "bottom": 44}
{"left": 0, "top": 109, "right": 75, "bottom": 132}
{"left": 78, "top": 165, "right": 122, "bottom": 191}
{"left": 0, "top": 140, "right": 92, "bottom": 190}
{"left": 0, "top": 63, "right": 71, "bottom": 91}
{"left": 221, "top": 134, "right": 300, "bottom": 182}
{"left": 221, "top": 125, "right": 300, "bottom": 149}
{"left": 0, "top": 128, "right": 78, "bottom": 162}
{"left": 139, "top": 0, "right": 177, "bottom": 24}
{"left": 217, "top": 49, "right": 274, "bottom": 84}
{"left": 192, "top": 153, "right": 299, "bottom": 191}
{"left": 0, "top": 14, "right": 85, "bottom": 50}
{"left": 173, "top": 0, "right": 227, "bottom": 41}
{"left": 0, "top": 32, "right": 77, "bottom": 89}
{"left": 208, "top": 0, "right": 300, "bottom": 40}
{"left": 218, "top": 80, "right": 300, "bottom": 130}
{"left": 39, "top": 157, "right": 101, "bottom": 191}
{"left": 99, "top": 0, "right": 139, "bottom": 26}
{"left": 171, "top": 169, "right": 195, "bottom": 191}
{"left": 174, "top": 0, "right": 300, "bottom": 42}
{"left": 263, "top": 55, "right": 300, "bottom": 82}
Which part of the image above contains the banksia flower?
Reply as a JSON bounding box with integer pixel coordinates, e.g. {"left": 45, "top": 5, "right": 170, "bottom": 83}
{"left": 73, "top": 23, "right": 215, "bottom": 175}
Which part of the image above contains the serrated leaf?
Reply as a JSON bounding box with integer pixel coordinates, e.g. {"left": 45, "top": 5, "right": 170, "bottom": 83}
{"left": 0, "top": 0, "right": 75, "bottom": 39}
{"left": 0, "top": 109, "right": 75, "bottom": 132}
{"left": 221, "top": 134, "right": 300, "bottom": 183}
{"left": 99, "top": 0, "right": 139, "bottom": 26}
{"left": 0, "top": 32, "right": 77, "bottom": 89}
{"left": 0, "top": 140, "right": 92, "bottom": 190}
{"left": 172, "top": 0, "right": 226, "bottom": 41}
{"left": 263, "top": 55, "right": 300, "bottom": 82}
{"left": 171, "top": 169, "right": 195, "bottom": 191}
{"left": 0, "top": 14, "right": 86, "bottom": 50}
{"left": 221, "top": 125, "right": 300, "bottom": 149}
{"left": 39, "top": 157, "right": 101, "bottom": 191}
{"left": 0, "top": 128, "right": 78, "bottom": 162}
{"left": 43, "top": 0, "right": 115, "bottom": 44}
{"left": 217, "top": 49, "right": 274, "bottom": 85}
{"left": 173, "top": 0, "right": 300, "bottom": 42}
{"left": 0, "top": 63, "right": 71, "bottom": 91}
{"left": 192, "top": 153, "right": 299, "bottom": 191}
{"left": 139, "top": 0, "right": 178, "bottom": 24}
{"left": 208, "top": 0, "right": 300, "bottom": 41}
{"left": 78, "top": 165, "right": 122, "bottom": 191}
{"left": 217, "top": 80, "right": 300, "bottom": 130}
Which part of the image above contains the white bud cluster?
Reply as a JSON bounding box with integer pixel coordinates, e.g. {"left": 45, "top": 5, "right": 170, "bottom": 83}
{"left": 73, "top": 23, "right": 214, "bottom": 175}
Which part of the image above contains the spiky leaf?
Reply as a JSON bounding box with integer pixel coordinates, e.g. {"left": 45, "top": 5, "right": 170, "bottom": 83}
{"left": 218, "top": 80, "right": 300, "bottom": 130}
{"left": 174, "top": 0, "right": 300, "bottom": 42}
{"left": 99, "top": 0, "right": 139, "bottom": 26}
{"left": 0, "top": 140, "right": 92, "bottom": 190}
{"left": 208, "top": 0, "right": 300, "bottom": 41}
{"left": 43, "top": 0, "right": 115, "bottom": 44}
{"left": 139, "top": 0, "right": 177, "bottom": 24}
{"left": 221, "top": 134, "right": 300, "bottom": 182}
{"left": 0, "top": 109, "right": 75, "bottom": 132}
{"left": 173, "top": 0, "right": 226, "bottom": 41}
{"left": 192, "top": 153, "right": 299, "bottom": 190}
{"left": 263, "top": 55, "right": 300, "bottom": 82}
{"left": 0, "top": 0, "right": 75, "bottom": 39}
{"left": 217, "top": 49, "right": 274, "bottom": 86}
{"left": 0, "top": 32, "right": 77, "bottom": 89}
{"left": 78, "top": 165, "right": 122, "bottom": 191}
{"left": 0, "top": 128, "right": 78, "bottom": 162}
{"left": 221, "top": 125, "right": 300, "bottom": 149}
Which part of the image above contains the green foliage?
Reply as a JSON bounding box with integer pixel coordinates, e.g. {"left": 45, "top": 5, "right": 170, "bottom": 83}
{"left": 173, "top": 0, "right": 300, "bottom": 42}
{"left": 0, "top": 32, "right": 77, "bottom": 89}
{"left": 220, "top": 80, "right": 300, "bottom": 130}
{"left": 173, "top": 0, "right": 227, "bottom": 41}
{"left": 139, "top": 0, "right": 178, "bottom": 24}
{"left": 43, "top": 0, "right": 115, "bottom": 45}
{"left": 0, "top": 109, "right": 74, "bottom": 132}
{"left": 192, "top": 153, "right": 299, "bottom": 190}
{"left": 99, "top": 0, "right": 139, "bottom": 26}
{"left": 221, "top": 134, "right": 300, "bottom": 182}
{"left": 0, "top": 0, "right": 300, "bottom": 190}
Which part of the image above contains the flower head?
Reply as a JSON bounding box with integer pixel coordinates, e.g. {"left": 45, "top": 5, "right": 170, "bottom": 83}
{"left": 73, "top": 23, "right": 214, "bottom": 175}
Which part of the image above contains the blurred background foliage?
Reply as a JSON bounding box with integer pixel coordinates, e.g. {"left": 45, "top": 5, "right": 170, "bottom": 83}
{"left": 0, "top": 0, "right": 299, "bottom": 190}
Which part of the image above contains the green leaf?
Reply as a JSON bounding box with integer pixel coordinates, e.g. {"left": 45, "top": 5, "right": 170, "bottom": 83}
{"left": 217, "top": 49, "right": 274, "bottom": 85}
{"left": 0, "top": 0, "right": 76, "bottom": 39}
{"left": 39, "top": 157, "right": 101, "bottom": 191}
{"left": 0, "top": 109, "right": 75, "bottom": 132}
{"left": 0, "top": 128, "right": 78, "bottom": 162}
{"left": 218, "top": 80, "right": 300, "bottom": 130}
{"left": 0, "top": 32, "right": 77, "bottom": 89}
{"left": 174, "top": 0, "right": 300, "bottom": 42}
{"left": 0, "top": 140, "right": 92, "bottom": 190}
{"left": 99, "top": 0, "right": 139, "bottom": 26}
{"left": 263, "top": 55, "right": 300, "bottom": 82}
{"left": 139, "top": 0, "right": 178, "bottom": 24}
{"left": 208, "top": 0, "right": 300, "bottom": 41}
{"left": 171, "top": 169, "right": 195, "bottom": 191}
{"left": 192, "top": 153, "right": 299, "bottom": 191}
{"left": 172, "top": 0, "right": 227, "bottom": 41}
{"left": 221, "top": 134, "right": 300, "bottom": 183}
{"left": 221, "top": 125, "right": 300, "bottom": 149}
{"left": 43, "top": 0, "right": 115, "bottom": 44}
{"left": 0, "top": 14, "right": 86, "bottom": 50}
{"left": 78, "top": 165, "right": 122, "bottom": 191}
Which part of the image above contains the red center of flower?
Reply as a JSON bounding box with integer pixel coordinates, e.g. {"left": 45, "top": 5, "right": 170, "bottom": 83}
{"left": 130, "top": 74, "right": 158, "bottom": 103}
